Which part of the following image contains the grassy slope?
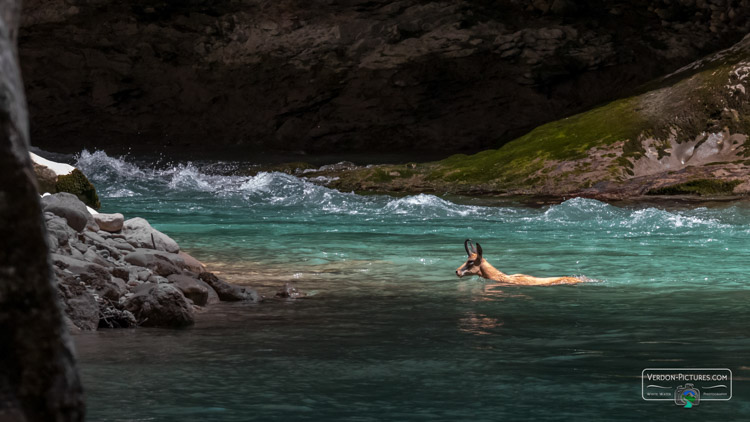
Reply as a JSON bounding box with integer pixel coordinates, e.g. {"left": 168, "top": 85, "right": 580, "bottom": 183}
{"left": 430, "top": 96, "right": 651, "bottom": 185}
{"left": 429, "top": 49, "right": 750, "bottom": 189}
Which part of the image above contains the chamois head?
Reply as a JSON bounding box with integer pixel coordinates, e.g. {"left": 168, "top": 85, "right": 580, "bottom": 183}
{"left": 456, "top": 239, "right": 484, "bottom": 277}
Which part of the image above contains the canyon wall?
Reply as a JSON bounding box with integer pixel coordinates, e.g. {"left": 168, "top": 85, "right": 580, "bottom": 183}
{"left": 1, "top": 0, "right": 85, "bottom": 419}
{"left": 19, "top": 0, "right": 750, "bottom": 154}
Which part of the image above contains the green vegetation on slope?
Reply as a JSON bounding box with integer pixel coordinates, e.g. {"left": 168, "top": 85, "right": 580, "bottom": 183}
{"left": 428, "top": 96, "right": 651, "bottom": 186}
{"left": 423, "top": 47, "right": 750, "bottom": 190}
{"left": 646, "top": 179, "right": 742, "bottom": 196}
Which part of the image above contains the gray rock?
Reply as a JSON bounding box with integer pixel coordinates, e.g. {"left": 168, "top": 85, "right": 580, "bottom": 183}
{"left": 69, "top": 240, "right": 88, "bottom": 254}
{"left": 46, "top": 215, "right": 74, "bottom": 247}
{"left": 89, "top": 275, "right": 127, "bottom": 302}
{"left": 199, "top": 278, "right": 220, "bottom": 305}
{"left": 41, "top": 192, "right": 99, "bottom": 232}
{"left": 178, "top": 251, "right": 206, "bottom": 273}
{"left": 167, "top": 274, "right": 210, "bottom": 306}
{"left": 110, "top": 238, "right": 136, "bottom": 252}
{"left": 83, "top": 247, "right": 111, "bottom": 268}
{"left": 147, "top": 274, "right": 169, "bottom": 284}
{"left": 47, "top": 233, "right": 59, "bottom": 252}
{"left": 82, "top": 230, "right": 107, "bottom": 245}
{"left": 50, "top": 253, "right": 107, "bottom": 278}
{"left": 68, "top": 245, "right": 85, "bottom": 261}
{"left": 45, "top": 204, "right": 87, "bottom": 232}
{"left": 110, "top": 266, "right": 132, "bottom": 281}
{"left": 136, "top": 269, "right": 152, "bottom": 281}
{"left": 199, "top": 272, "right": 260, "bottom": 302}
{"left": 122, "top": 217, "right": 180, "bottom": 253}
{"left": 94, "top": 212, "right": 124, "bottom": 232}
{"left": 123, "top": 249, "right": 184, "bottom": 276}
{"left": 124, "top": 283, "right": 195, "bottom": 327}
{"left": 56, "top": 274, "right": 99, "bottom": 331}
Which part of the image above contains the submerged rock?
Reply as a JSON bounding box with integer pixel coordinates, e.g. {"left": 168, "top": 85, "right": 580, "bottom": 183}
{"left": 199, "top": 272, "right": 260, "bottom": 302}
{"left": 167, "top": 274, "right": 209, "bottom": 306}
{"left": 125, "top": 283, "right": 195, "bottom": 328}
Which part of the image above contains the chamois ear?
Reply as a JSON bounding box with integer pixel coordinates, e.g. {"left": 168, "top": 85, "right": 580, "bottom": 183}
{"left": 476, "top": 243, "right": 483, "bottom": 261}
{"left": 464, "top": 239, "right": 472, "bottom": 256}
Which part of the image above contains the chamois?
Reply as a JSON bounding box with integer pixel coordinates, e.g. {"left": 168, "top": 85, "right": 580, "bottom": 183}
{"left": 456, "top": 239, "right": 585, "bottom": 285}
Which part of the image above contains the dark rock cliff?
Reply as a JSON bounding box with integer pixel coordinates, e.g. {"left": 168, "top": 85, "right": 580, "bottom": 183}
{"left": 19, "top": 0, "right": 750, "bottom": 155}
{"left": 0, "top": 0, "right": 85, "bottom": 420}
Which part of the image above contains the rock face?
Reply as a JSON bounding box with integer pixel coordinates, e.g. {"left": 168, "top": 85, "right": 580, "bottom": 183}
{"left": 313, "top": 34, "right": 750, "bottom": 200}
{"left": 41, "top": 192, "right": 259, "bottom": 329}
{"left": 18, "top": 0, "right": 750, "bottom": 155}
{"left": 0, "top": 1, "right": 85, "bottom": 419}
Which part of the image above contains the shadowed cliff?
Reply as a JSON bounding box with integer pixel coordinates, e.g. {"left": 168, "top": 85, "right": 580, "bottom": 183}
{"left": 0, "top": 0, "right": 85, "bottom": 420}
{"left": 18, "top": 0, "right": 750, "bottom": 155}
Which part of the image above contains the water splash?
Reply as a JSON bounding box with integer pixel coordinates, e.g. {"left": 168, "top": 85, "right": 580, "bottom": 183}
{"left": 74, "top": 150, "right": 748, "bottom": 233}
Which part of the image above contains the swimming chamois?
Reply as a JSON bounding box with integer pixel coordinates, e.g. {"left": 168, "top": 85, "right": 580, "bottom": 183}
{"left": 456, "top": 239, "right": 586, "bottom": 285}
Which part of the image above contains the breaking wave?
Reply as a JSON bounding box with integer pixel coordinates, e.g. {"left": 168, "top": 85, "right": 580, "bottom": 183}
{"left": 74, "top": 150, "right": 746, "bottom": 231}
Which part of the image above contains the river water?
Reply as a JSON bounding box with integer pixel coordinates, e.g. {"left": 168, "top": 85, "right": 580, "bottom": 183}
{"left": 70, "top": 150, "right": 749, "bottom": 421}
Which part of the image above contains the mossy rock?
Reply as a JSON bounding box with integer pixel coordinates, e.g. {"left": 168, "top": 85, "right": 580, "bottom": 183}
{"left": 646, "top": 179, "right": 742, "bottom": 196}
{"left": 55, "top": 169, "right": 101, "bottom": 209}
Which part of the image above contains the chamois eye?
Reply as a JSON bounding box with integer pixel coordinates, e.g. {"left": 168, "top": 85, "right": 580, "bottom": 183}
{"left": 467, "top": 260, "right": 475, "bottom": 266}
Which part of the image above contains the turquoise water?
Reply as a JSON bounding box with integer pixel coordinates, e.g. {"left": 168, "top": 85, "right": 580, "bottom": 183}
{"left": 72, "top": 150, "right": 750, "bottom": 421}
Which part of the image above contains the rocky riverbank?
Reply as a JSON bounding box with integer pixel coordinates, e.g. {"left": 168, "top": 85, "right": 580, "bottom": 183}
{"left": 290, "top": 33, "right": 750, "bottom": 201}
{"left": 44, "top": 191, "right": 261, "bottom": 330}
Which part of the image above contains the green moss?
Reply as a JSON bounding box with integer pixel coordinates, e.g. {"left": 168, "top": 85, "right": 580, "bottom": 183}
{"left": 55, "top": 169, "right": 101, "bottom": 209}
{"left": 646, "top": 179, "right": 742, "bottom": 196}
{"left": 370, "top": 169, "right": 397, "bottom": 183}
{"left": 430, "top": 96, "right": 650, "bottom": 186}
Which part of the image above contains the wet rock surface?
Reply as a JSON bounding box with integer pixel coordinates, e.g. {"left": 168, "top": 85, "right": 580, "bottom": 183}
{"left": 276, "top": 283, "right": 305, "bottom": 299}
{"left": 124, "top": 284, "right": 195, "bottom": 328}
{"left": 199, "top": 272, "right": 261, "bottom": 302}
{"left": 19, "top": 0, "right": 750, "bottom": 155}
